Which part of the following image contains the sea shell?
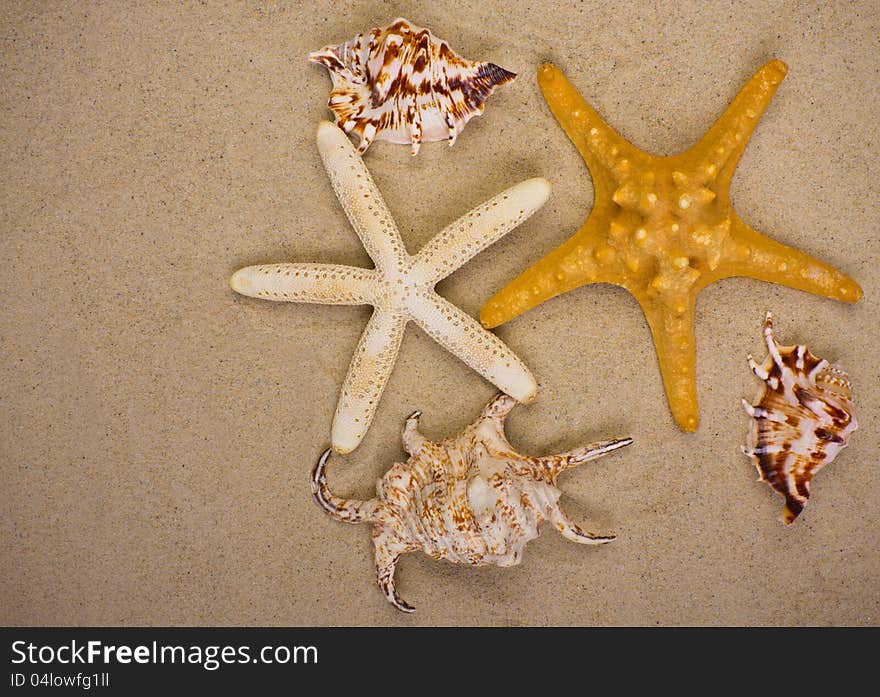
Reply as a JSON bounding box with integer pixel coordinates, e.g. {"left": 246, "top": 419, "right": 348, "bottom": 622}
{"left": 308, "top": 17, "right": 516, "bottom": 155}
{"left": 311, "top": 393, "right": 632, "bottom": 612}
{"left": 741, "top": 312, "right": 858, "bottom": 524}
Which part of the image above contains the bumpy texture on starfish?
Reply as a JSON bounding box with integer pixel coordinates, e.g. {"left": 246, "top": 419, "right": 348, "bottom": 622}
{"left": 231, "top": 121, "right": 547, "bottom": 453}
{"left": 481, "top": 61, "right": 862, "bottom": 431}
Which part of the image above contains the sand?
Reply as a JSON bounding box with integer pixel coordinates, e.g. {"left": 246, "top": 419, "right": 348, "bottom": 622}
{"left": 2, "top": 0, "right": 878, "bottom": 626}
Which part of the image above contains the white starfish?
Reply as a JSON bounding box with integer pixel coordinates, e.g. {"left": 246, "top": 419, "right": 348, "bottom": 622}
{"left": 231, "top": 121, "right": 549, "bottom": 453}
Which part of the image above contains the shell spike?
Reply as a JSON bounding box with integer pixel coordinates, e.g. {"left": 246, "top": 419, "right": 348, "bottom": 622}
{"left": 747, "top": 354, "right": 769, "bottom": 381}
{"left": 761, "top": 311, "right": 787, "bottom": 370}
{"left": 375, "top": 545, "right": 414, "bottom": 613}
{"left": 308, "top": 47, "right": 357, "bottom": 83}
{"left": 763, "top": 311, "right": 775, "bottom": 344}
{"left": 480, "top": 392, "right": 518, "bottom": 422}
{"left": 357, "top": 122, "right": 377, "bottom": 154}
{"left": 808, "top": 358, "right": 831, "bottom": 382}
{"left": 539, "top": 437, "right": 633, "bottom": 480}
{"left": 402, "top": 410, "right": 428, "bottom": 455}
{"left": 782, "top": 500, "right": 803, "bottom": 526}
{"left": 310, "top": 449, "right": 376, "bottom": 524}
{"left": 474, "top": 61, "right": 517, "bottom": 92}
{"left": 549, "top": 507, "right": 615, "bottom": 546}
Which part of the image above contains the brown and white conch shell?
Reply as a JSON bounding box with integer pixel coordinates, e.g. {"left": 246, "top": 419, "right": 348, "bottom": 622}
{"left": 311, "top": 394, "right": 632, "bottom": 612}
{"left": 741, "top": 312, "right": 858, "bottom": 525}
{"left": 308, "top": 18, "right": 516, "bottom": 155}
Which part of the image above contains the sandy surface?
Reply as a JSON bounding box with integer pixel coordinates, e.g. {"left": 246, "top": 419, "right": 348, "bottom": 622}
{"left": 2, "top": 1, "right": 878, "bottom": 626}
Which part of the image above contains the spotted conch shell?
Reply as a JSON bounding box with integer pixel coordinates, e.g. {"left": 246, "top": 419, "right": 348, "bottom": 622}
{"left": 741, "top": 312, "right": 857, "bottom": 525}
{"left": 311, "top": 394, "right": 632, "bottom": 612}
{"left": 308, "top": 18, "right": 516, "bottom": 155}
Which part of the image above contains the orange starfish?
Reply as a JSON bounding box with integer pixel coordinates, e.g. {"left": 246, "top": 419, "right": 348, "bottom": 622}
{"left": 481, "top": 60, "right": 862, "bottom": 432}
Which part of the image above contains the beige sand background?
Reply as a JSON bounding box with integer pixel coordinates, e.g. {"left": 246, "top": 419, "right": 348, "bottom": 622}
{"left": 2, "top": 1, "right": 878, "bottom": 626}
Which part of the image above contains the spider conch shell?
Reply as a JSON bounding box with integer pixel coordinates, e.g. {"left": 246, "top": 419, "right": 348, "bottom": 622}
{"left": 308, "top": 17, "right": 516, "bottom": 155}
{"left": 741, "top": 312, "right": 858, "bottom": 525}
{"left": 311, "top": 393, "right": 632, "bottom": 612}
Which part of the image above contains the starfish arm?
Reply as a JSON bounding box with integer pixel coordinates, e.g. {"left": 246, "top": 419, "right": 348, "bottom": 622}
{"left": 316, "top": 121, "right": 409, "bottom": 272}
{"left": 685, "top": 60, "right": 788, "bottom": 188}
{"left": 412, "top": 178, "right": 551, "bottom": 285}
{"left": 229, "top": 263, "right": 376, "bottom": 305}
{"left": 331, "top": 308, "right": 407, "bottom": 454}
{"left": 639, "top": 296, "right": 700, "bottom": 431}
{"left": 480, "top": 215, "right": 624, "bottom": 328}
{"left": 712, "top": 215, "right": 862, "bottom": 302}
{"left": 409, "top": 292, "right": 538, "bottom": 403}
{"left": 537, "top": 63, "right": 643, "bottom": 197}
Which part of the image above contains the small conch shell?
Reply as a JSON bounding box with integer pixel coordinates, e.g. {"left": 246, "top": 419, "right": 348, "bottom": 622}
{"left": 311, "top": 394, "right": 632, "bottom": 612}
{"left": 308, "top": 17, "right": 516, "bottom": 155}
{"left": 741, "top": 312, "right": 858, "bottom": 524}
